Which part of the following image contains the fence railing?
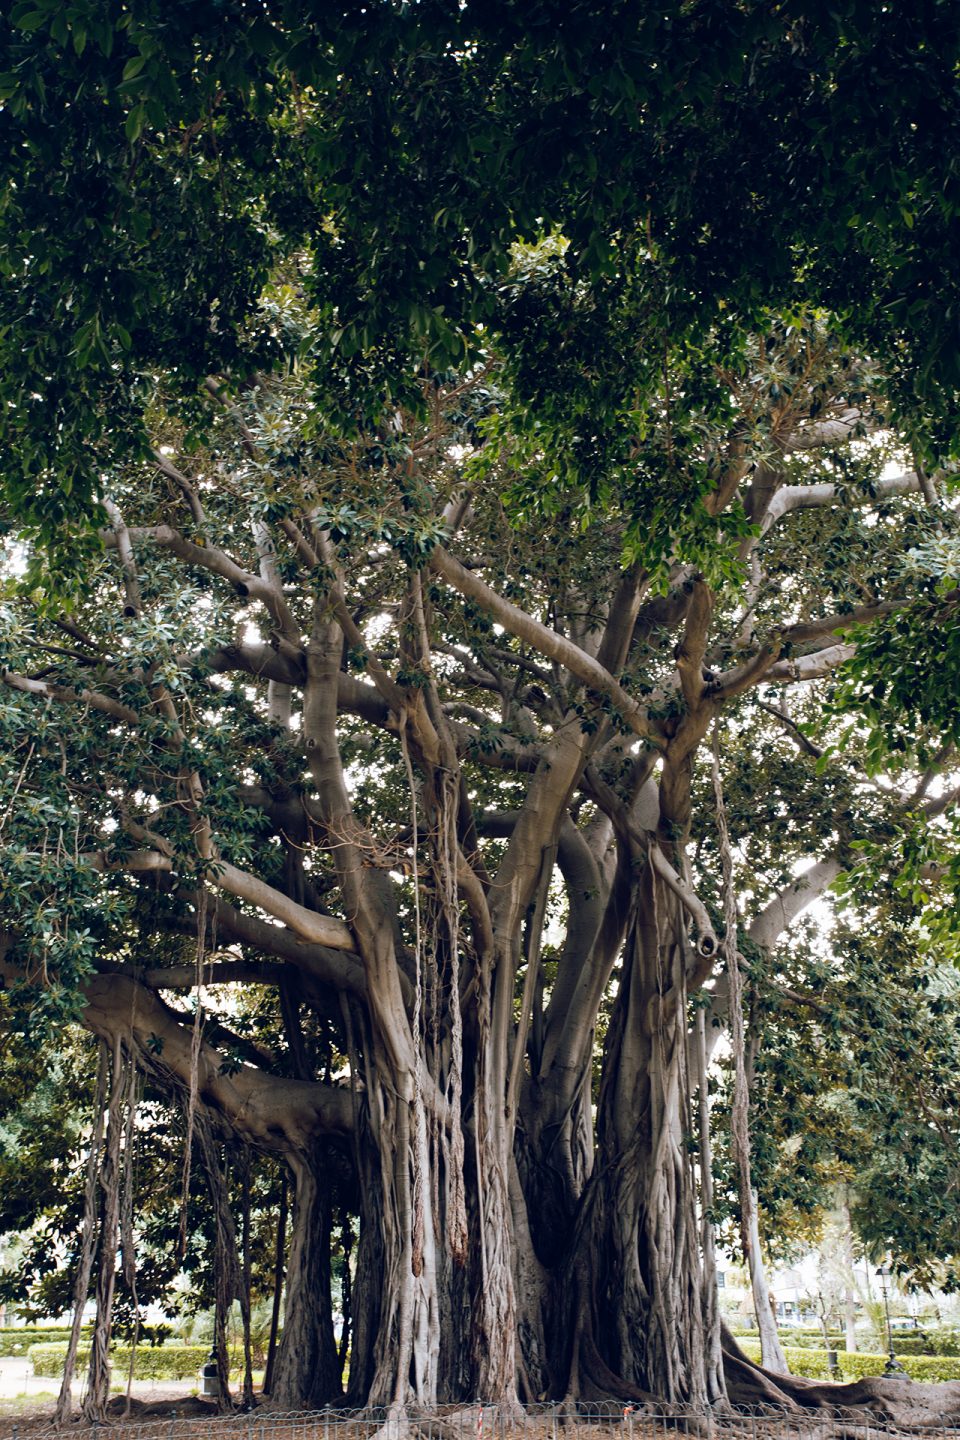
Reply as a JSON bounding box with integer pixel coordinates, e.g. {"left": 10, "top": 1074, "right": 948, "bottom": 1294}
{"left": 9, "top": 1400, "right": 960, "bottom": 1440}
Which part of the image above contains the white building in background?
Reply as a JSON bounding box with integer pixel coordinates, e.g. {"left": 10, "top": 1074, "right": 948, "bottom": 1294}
{"left": 768, "top": 1262, "right": 817, "bottom": 1323}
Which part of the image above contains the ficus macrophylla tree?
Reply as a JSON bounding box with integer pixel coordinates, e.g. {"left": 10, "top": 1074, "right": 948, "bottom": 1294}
{"left": 2, "top": 7, "right": 960, "bottom": 1422}
{"left": 3, "top": 297, "right": 960, "bottom": 1424}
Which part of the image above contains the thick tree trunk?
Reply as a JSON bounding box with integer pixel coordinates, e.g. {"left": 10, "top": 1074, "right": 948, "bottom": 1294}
{"left": 508, "top": 1155, "right": 551, "bottom": 1402}
{"left": 346, "top": 1187, "right": 385, "bottom": 1405}
{"left": 562, "top": 871, "right": 724, "bottom": 1406}
{"left": 471, "top": 944, "right": 521, "bottom": 1407}
{"left": 271, "top": 1153, "right": 343, "bottom": 1408}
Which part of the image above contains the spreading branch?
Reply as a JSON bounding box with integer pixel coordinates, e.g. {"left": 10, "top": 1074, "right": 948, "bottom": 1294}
{"left": 430, "top": 546, "right": 664, "bottom": 748}
{"left": 762, "top": 471, "right": 922, "bottom": 532}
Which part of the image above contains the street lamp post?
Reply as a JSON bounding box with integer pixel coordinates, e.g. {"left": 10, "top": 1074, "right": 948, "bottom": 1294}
{"left": 875, "top": 1263, "right": 909, "bottom": 1379}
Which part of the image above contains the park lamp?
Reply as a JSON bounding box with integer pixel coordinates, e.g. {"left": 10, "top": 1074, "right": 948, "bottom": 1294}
{"left": 875, "top": 1262, "right": 909, "bottom": 1379}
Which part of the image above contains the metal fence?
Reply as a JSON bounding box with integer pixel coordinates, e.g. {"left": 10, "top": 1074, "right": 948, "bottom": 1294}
{"left": 9, "top": 1402, "right": 960, "bottom": 1440}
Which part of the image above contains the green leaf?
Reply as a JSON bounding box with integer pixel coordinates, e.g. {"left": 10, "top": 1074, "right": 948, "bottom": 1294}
{"left": 13, "top": 12, "right": 48, "bottom": 33}
{"left": 124, "top": 105, "right": 145, "bottom": 143}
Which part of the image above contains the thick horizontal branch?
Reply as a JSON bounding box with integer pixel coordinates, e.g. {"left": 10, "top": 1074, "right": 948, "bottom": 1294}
{"left": 747, "top": 859, "right": 843, "bottom": 951}
{"left": 0, "top": 956, "right": 353, "bottom": 1148}
{"left": 199, "top": 894, "right": 370, "bottom": 998}
{"left": 204, "top": 648, "right": 395, "bottom": 732}
{"left": 85, "top": 846, "right": 357, "bottom": 954}
{"left": 703, "top": 858, "right": 844, "bottom": 1053}
{"left": 204, "top": 643, "right": 305, "bottom": 687}
{"left": 140, "top": 960, "right": 283, "bottom": 989}
{"left": 130, "top": 881, "right": 373, "bottom": 1003}
{"left": 922, "top": 781, "right": 960, "bottom": 821}
{"left": 707, "top": 646, "right": 777, "bottom": 701}
{"left": 780, "top": 600, "right": 901, "bottom": 647}
{"left": 783, "top": 408, "right": 868, "bottom": 452}
{"left": 765, "top": 642, "right": 857, "bottom": 684}
{"left": 762, "top": 470, "right": 921, "bottom": 532}
{"left": 204, "top": 859, "right": 358, "bottom": 952}
{"left": 85, "top": 848, "right": 170, "bottom": 874}
{"left": 710, "top": 633, "right": 860, "bottom": 699}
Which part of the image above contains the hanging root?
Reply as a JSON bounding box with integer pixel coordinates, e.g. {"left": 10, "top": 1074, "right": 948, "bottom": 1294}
{"left": 197, "top": 1117, "right": 243, "bottom": 1412}
{"left": 178, "top": 884, "right": 208, "bottom": 1259}
{"left": 399, "top": 711, "right": 427, "bottom": 1281}
{"left": 83, "top": 1036, "right": 126, "bottom": 1422}
{"left": 56, "top": 1041, "right": 109, "bottom": 1424}
{"left": 121, "top": 1055, "right": 141, "bottom": 1414}
{"left": 711, "top": 724, "right": 787, "bottom": 1378}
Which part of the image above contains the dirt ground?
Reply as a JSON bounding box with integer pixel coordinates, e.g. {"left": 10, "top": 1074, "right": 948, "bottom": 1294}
{"left": 0, "top": 1405, "right": 948, "bottom": 1440}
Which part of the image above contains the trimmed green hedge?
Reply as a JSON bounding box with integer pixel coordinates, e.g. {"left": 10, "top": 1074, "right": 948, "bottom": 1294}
{"left": 884, "top": 1331, "right": 960, "bottom": 1357}
{"left": 840, "top": 1352, "right": 960, "bottom": 1383}
{"left": 737, "top": 1343, "right": 831, "bottom": 1378}
{"left": 738, "top": 1340, "right": 960, "bottom": 1383}
{"left": 28, "top": 1343, "right": 245, "bottom": 1381}
{"left": 0, "top": 1328, "right": 93, "bottom": 1357}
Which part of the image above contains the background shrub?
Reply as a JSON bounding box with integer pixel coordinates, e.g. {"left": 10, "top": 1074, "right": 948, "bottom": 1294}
{"left": 0, "top": 1328, "right": 89, "bottom": 1357}
{"left": 28, "top": 1342, "right": 245, "bottom": 1381}
{"left": 737, "top": 1339, "right": 960, "bottom": 1383}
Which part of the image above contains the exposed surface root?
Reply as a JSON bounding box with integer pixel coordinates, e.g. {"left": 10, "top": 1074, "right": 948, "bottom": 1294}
{"left": 367, "top": 1417, "right": 410, "bottom": 1440}
{"left": 722, "top": 1326, "right": 960, "bottom": 1427}
{"left": 104, "top": 1396, "right": 220, "bottom": 1419}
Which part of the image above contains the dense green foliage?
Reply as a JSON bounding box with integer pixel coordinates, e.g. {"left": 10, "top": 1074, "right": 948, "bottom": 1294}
{"left": 708, "top": 906, "right": 960, "bottom": 1288}
{"left": 2, "top": 0, "right": 960, "bottom": 561}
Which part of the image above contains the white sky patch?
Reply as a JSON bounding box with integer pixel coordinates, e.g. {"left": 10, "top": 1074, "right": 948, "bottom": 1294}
{"left": 0, "top": 540, "right": 27, "bottom": 578}
{"left": 363, "top": 612, "right": 393, "bottom": 645}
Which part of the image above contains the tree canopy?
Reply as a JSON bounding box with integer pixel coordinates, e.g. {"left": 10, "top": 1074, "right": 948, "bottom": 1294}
{"left": 3, "top": 1, "right": 960, "bottom": 548}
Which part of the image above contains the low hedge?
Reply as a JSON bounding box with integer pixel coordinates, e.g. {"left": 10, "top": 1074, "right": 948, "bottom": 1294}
{"left": 731, "top": 1328, "right": 843, "bottom": 1347}
{"left": 840, "top": 1352, "right": 960, "bottom": 1383}
{"left": 885, "top": 1331, "right": 960, "bottom": 1357}
{"left": 737, "top": 1340, "right": 960, "bottom": 1383}
{"left": 0, "top": 1328, "right": 90, "bottom": 1357}
{"left": 28, "top": 1343, "right": 245, "bottom": 1381}
{"left": 737, "top": 1343, "right": 831, "bottom": 1379}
